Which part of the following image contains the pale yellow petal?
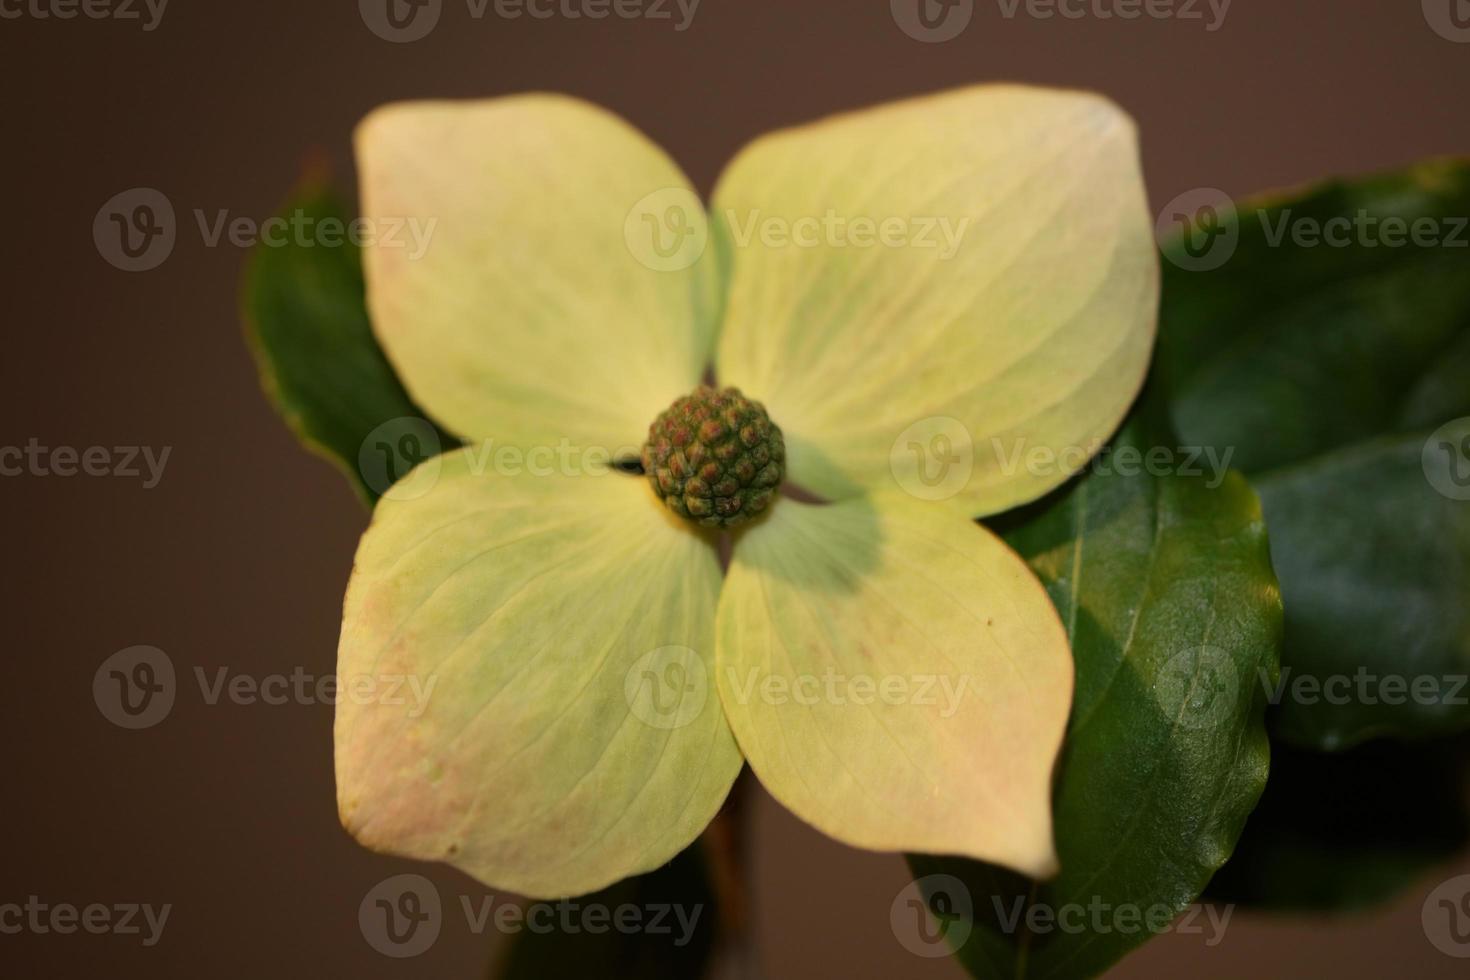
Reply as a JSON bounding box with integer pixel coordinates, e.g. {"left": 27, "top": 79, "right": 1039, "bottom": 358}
{"left": 716, "top": 495, "right": 1072, "bottom": 877}
{"left": 335, "top": 450, "right": 740, "bottom": 898}
{"left": 712, "top": 84, "right": 1158, "bottom": 516}
{"left": 357, "top": 95, "right": 718, "bottom": 449}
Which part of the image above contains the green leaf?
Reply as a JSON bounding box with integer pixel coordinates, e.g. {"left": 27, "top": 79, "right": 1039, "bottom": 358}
{"left": 242, "top": 177, "right": 456, "bottom": 505}
{"left": 1155, "top": 158, "right": 1470, "bottom": 749}
{"left": 910, "top": 390, "right": 1282, "bottom": 979}
{"left": 493, "top": 843, "right": 721, "bottom": 980}
{"left": 1206, "top": 737, "right": 1470, "bottom": 911}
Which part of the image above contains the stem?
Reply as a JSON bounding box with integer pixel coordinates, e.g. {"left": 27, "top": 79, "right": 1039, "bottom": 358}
{"left": 702, "top": 767, "right": 758, "bottom": 978}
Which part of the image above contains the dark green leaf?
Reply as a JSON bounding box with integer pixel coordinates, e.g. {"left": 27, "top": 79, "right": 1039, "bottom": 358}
{"left": 1206, "top": 736, "right": 1470, "bottom": 911}
{"left": 910, "top": 390, "right": 1282, "bottom": 979}
{"left": 1156, "top": 158, "right": 1470, "bottom": 749}
{"left": 491, "top": 843, "right": 721, "bottom": 980}
{"left": 242, "top": 178, "right": 456, "bottom": 505}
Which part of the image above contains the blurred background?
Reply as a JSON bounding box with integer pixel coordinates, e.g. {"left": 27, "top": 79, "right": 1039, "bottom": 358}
{"left": 4, "top": 0, "right": 1469, "bottom": 976}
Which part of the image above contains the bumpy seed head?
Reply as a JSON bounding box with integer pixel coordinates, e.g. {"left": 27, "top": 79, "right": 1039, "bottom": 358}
{"left": 642, "top": 386, "right": 785, "bottom": 528}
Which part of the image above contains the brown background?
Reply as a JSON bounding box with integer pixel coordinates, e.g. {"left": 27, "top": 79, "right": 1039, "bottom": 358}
{"left": 5, "top": 0, "right": 1469, "bottom": 976}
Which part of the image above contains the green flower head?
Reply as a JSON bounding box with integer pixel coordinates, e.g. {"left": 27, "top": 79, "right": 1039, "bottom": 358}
{"left": 336, "top": 85, "right": 1159, "bottom": 899}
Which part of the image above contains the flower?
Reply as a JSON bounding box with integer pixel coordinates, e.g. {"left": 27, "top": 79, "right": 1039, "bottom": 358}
{"left": 335, "top": 85, "right": 1159, "bottom": 899}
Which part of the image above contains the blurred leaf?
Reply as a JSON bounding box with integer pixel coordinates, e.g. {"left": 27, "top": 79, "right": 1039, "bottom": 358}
{"left": 492, "top": 843, "right": 720, "bottom": 980}
{"left": 1156, "top": 158, "right": 1470, "bottom": 749}
{"left": 911, "top": 390, "right": 1282, "bottom": 979}
{"left": 1206, "top": 737, "right": 1470, "bottom": 910}
{"left": 242, "top": 177, "right": 455, "bottom": 505}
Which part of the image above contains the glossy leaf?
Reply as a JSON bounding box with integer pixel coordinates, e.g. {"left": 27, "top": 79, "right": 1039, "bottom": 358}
{"left": 910, "top": 392, "right": 1282, "bottom": 979}
{"left": 1155, "top": 159, "right": 1470, "bottom": 749}
{"left": 242, "top": 179, "right": 455, "bottom": 504}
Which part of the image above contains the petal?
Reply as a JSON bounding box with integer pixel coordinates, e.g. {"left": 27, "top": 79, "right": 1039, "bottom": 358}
{"left": 335, "top": 450, "right": 740, "bottom": 898}
{"left": 357, "top": 95, "right": 719, "bottom": 449}
{"left": 716, "top": 495, "right": 1073, "bottom": 878}
{"left": 712, "top": 85, "right": 1159, "bottom": 516}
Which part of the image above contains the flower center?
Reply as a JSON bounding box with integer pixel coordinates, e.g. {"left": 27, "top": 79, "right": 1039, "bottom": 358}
{"left": 641, "top": 386, "right": 785, "bottom": 528}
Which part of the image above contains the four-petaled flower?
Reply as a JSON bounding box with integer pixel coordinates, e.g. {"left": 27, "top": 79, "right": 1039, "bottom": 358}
{"left": 336, "top": 85, "right": 1158, "bottom": 898}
